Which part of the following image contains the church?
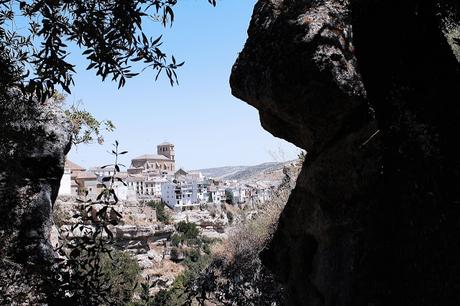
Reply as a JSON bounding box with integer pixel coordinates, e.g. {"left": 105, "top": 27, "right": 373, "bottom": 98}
{"left": 128, "top": 142, "right": 176, "bottom": 176}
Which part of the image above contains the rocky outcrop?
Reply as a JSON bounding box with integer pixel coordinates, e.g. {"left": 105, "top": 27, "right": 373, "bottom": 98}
{"left": 0, "top": 95, "right": 72, "bottom": 303}
{"left": 232, "top": 0, "right": 460, "bottom": 305}
{"left": 0, "top": 98, "right": 71, "bottom": 264}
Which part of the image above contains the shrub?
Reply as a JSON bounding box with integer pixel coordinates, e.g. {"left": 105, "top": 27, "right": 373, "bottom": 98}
{"left": 226, "top": 210, "right": 234, "bottom": 225}
{"left": 150, "top": 289, "right": 171, "bottom": 306}
{"left": 176, "top": 221, "right": 199, "bottom": 240}
{"left": 100, "top": 250, "right": 141, "bottom": 305}
{"left": 171, "top": 233, "right": 183, "bottom": 247}
{"left": 170, "top": 247, "right": 184, "bottom": 262}
{"left": 151, "top": 252, "right": 211, "bottom": 306}
{"left": 209, "top": 207, "right": 217, "bottom": 218}
{"left": 185, "top": 165, "right": 301, "bottom": 305}
{"left": 146, "top": 201, "right": 171, "bottom": 223}
{"left": 185, "top": 248, "right": 201, "bottom": 263}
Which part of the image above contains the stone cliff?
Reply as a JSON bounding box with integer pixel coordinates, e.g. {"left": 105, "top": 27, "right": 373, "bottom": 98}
{"left": 0, "top": 94, "right": 72, "bottom": 302}
{"left": 231, "top": 0, "right": 460, "bottom": 305}
{"left": 0, "top": 98, "right": 71, "bottom": 264}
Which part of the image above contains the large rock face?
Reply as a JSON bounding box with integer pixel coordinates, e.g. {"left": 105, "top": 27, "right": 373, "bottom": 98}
{"left": 0, "top": 96, "right": 71, "bottom": 267}
{"left": 231, "top": 0, "right": 460, "bottom": 305}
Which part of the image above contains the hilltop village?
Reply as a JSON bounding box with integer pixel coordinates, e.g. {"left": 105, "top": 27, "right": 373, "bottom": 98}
{"left": 59, "top": 142, "right": 279, "bottom": 210}
{"left": 50, "top": 143, "right": 302, "bottom": 301}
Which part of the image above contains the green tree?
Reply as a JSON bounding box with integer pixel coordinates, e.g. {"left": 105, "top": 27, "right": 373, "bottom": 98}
{"left": 176, "top": 221, "right": 199, "bottom": 240}
{"left": 65, "top": 102, "right": 116, "bottom": 145}
{"left": 100, "top": 250, "right": 141, "bottom": 305}
{"left": 146, "top": 200, "right": 171, "bottom": 223}
{"left": 225, "top": 190, "right": 234, "bottom": 204}
{"left": 0, "top": 0, "right": 217, "bottom": 103}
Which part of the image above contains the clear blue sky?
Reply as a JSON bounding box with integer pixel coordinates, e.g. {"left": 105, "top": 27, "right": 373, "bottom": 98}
{"left": 67, "top": 0, "right": 300, "bottom": 170}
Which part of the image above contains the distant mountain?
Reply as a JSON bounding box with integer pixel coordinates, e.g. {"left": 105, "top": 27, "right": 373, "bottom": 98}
{"left": 194, "top": 161, "right": 297, "bottom": 182}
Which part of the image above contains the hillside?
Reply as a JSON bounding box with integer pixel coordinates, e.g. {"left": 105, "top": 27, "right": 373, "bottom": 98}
{"left": 195, "top": 160, "right": 297, "bottom": 182}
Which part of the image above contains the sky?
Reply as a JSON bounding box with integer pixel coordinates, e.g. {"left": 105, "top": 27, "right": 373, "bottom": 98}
{"left": 67, "top": 0, "right": 300, "bottom": 170}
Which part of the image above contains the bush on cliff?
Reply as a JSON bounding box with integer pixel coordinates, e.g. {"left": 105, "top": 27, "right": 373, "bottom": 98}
{"left": 184, "top": 165, "right": 300, "bottom": 305}
{"left": 146, "top": 201, "right": 171, "bottom": 224}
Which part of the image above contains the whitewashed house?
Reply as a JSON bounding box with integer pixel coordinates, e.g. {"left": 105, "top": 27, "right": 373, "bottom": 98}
{"left": 161, "top": 179, "right": 200, "bottom": 210}
{"left": 207, "top": 186, "right": 226, "bottom": 204}
{"left": 58, "top": 166, "right": 72, "bottom": 196}
{"left": 75, "top": 171, "right": 100, "bottom": 200}
{"left": 225, "top": 185, "right": 249, "bottom": 204}
{"left": 127, "top": 174, "right": 167, "bottom": 200}
{"left": 196, "top": 181, "right": 209, "bottom": 202}
{"left": 58, "top": 159, "right": 86, "bottom": 196}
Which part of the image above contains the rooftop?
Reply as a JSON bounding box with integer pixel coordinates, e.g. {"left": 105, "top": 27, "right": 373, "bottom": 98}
{"left": 89, "top": 166, "right": 116, "bottom": 171}
{"left": 75, "top": 171, "right": 97, "bottom": 180}
{"left": 158, "top": 142, "right": 173, "bottom": 146}
{"left": 65, "top": 159, "right": 85, "bottom": 171}
{"left": 132, "top": 154, "right": 170, "bottom": 161}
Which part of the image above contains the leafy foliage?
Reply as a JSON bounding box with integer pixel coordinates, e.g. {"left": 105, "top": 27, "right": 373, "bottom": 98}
{"left": 0, "top": 0, "right": 217, "bottom": 103}
{"left": 65, "top": 102, "right": 116, "bottom": 145}
{"left": 47, "top": 142, "right": 135, "bottom": 305}
{"left": 225, "top": 189, "right": 234, "bottom": 204}
{"left": 149, "top": 247, "right": 212, "bottom": 306}
{"left": 99, "top": 250, "right": 141, "bottom": 305}
{"left": 146, "top": 200, "right": 171, "bottom": 223}
{"left": 176, "top": 221, "right": 199, "bottom": 240}
{"left": 226, "top": 210, "right": 234, "bottom": 225}
{"left": 183, "top": 166, "right": 301, "bottom": 305}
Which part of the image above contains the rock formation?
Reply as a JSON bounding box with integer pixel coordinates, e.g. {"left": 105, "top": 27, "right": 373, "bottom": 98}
{"left": 0, "top": 95, "right": 72, "bottom": 302}
{"left": 231, "top": 0, "right": 460, "bottom": 305}
{"left": 0, "top": 98, "right": 71, "bottom": 263}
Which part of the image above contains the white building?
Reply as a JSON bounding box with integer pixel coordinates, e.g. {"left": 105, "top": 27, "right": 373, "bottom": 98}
{"left": 58, "top": 159, "right": 86, "bottom": 196}
{"left": 161, "top": 179, "right": 200, "bottom": 210}
{"left": 58, "top": 166, "right": 72, "bottom": 196}
{"left": 196, "top": 181, "right": 209, "bottom": 202}
{"left": 245, "top": 182, "right": 275, "bottom": 205}
{"left": 127, "top": 174, "right": 167, "bottom": 200}
{"left": 207, "top": 186, "right": 225, "bottom": 204}
{"left": 225, "top": 185, "right": 249, "bottom": 204}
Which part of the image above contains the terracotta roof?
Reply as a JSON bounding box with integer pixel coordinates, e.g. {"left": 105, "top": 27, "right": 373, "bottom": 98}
{"left": 65, "top": 159, "right": 85, "bottom": 171}
{"left": 75, "top": 171, "right": 97, "bottom": 180}
{"left": 132, "top": 154, "right": 170, "bottom": 161}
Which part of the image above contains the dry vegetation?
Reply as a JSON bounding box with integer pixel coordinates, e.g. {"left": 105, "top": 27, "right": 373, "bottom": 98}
{"left": 186, "top": 164, "right": 301, "bottom": 305}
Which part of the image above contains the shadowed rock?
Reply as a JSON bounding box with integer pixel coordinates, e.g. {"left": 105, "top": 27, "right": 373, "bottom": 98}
{"left": 0, "top": 93, "right": 71, "bottom": 302}
{"left": 231, "top": 0, "right": 460, "bottom": 305}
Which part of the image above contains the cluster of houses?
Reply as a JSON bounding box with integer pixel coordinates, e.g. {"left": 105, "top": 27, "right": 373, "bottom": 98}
{"left": 59, "top": 142, "right": 277, "bottom": 210}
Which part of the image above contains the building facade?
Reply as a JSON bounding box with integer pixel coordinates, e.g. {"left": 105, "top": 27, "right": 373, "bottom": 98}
{"left": 128, "top": 143, "right": 175, "bottom": 176}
